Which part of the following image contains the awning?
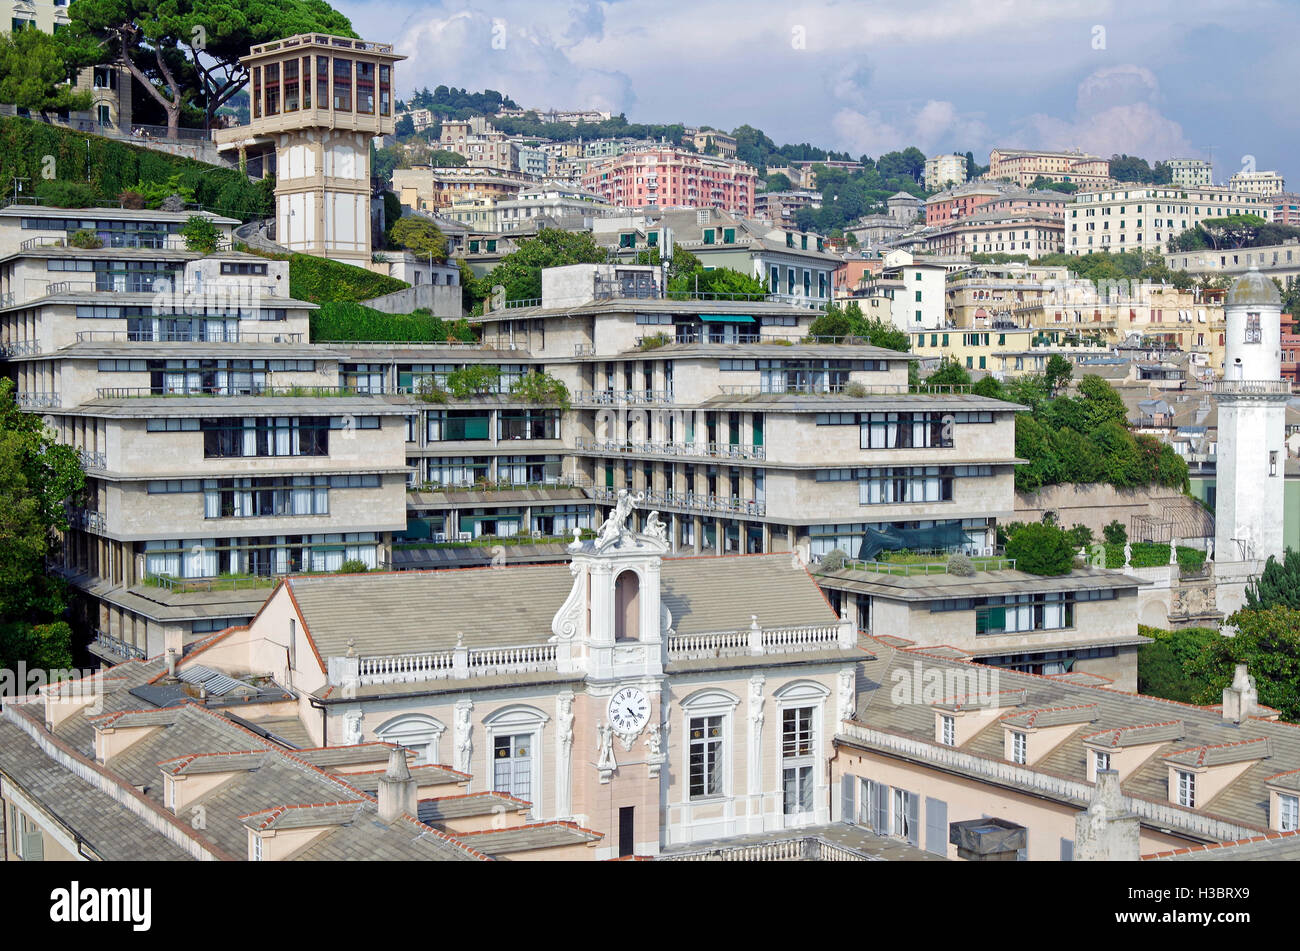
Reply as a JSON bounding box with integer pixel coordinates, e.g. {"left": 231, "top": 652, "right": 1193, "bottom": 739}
{"left": 699, "top": 314, "right": 755, "bottom": 323}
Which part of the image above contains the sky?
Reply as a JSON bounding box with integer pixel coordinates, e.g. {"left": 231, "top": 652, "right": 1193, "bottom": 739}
{"left": 334, "top": 0, "right": 1298, "bottom": 182}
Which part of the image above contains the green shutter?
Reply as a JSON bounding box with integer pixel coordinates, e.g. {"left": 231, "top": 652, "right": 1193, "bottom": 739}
{"left": 723, "top": 228, "right": 735, "bottom": 243}
{"left": 704, "top": 229, "right": 715, "bottom": 244}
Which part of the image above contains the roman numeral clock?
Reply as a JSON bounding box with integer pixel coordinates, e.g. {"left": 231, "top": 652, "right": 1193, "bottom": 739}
{"left": 608, "top": 685, "right": 650, "bottom": 736}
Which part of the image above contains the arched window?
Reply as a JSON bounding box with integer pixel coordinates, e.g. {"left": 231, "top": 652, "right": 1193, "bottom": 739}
{"left": 483, "top": 705, "right": 549, "bottom": 814}
{"left": 374, "top": 714, "right": 446, "bottom": 766}
{"left": 615, "top": 569, "right": 640, "bottom": 642}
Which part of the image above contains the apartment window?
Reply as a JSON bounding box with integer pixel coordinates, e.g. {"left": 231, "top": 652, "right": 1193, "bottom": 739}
{"left": 1176, "top": 770, "right": 1196, "bottom": 808}
{"left": 332, "top": 57, "right": 352, "bottom": 111}
{"left": 1094, "top": 750, "right": 1111, "bottom": 775}
{"left": 252, "top": 834, "right": 263, "bottom": 862}
{"left": 940, "top": 714, "right": 955, "bottom": 746}
{"left": 1011, "top": 730, "right": 1027, "bottom": 764}
{"left": 782, "top": 707, "right": 815, "bottom": 817}
{"left": 689, "top": 715, "right": 723, "bottom": 799}
{"left": 1280, "top": 794, "right": 1299, "bottom": 832}
{"left": 703, "top": 228, "right": 715, "bottom": 244}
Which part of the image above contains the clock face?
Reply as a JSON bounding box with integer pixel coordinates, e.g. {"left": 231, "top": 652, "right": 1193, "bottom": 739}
{"left": 608, "top": 686, "right": 651, "bottom": 735}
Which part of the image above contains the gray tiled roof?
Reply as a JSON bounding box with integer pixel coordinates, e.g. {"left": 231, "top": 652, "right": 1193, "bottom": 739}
{"left": 417, "top": 791, "right": 530, "bottom": 823}
{"left": 0, "top": 717, "right": 193, "bottom": 861}
{"left": 817, "top": 565, "right": 1146, "bottom": 602}
{"left": 455, "top": 821, "right": 602, "bottom": 855}
{"left": 286, "top": 553, "right": 839, "bottom": 660}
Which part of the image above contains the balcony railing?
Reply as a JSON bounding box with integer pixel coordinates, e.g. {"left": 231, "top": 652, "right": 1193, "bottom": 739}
{"left": 75, "top": 330, "right": 304, "bottom": 344}
{"left": 591, "top": 486, "right": 766, "bottom": 518}
{"left": 77, "top": 448, "right": 107, "bottom": 470}
{"left": 1211, "top": 380, "right": 1292, "bottom": 396}
{"left": 94, "top": 385, "right": 377, "bottom": 399}
{"left": 667, "top": 622, "right": 845, "bottom": 660}
{"left": 572, "top": 389, "right": 675, "bottom": 406}
{"left": 92, "top": 630, "right": 147, "bottom": 661}
{"left": 20, "top": 234, "right": 192, "bottom": 252}
{"left": 573, "top": 437, "right": 766, "bottom": 461}
{"left": 16, "top": 391, "right": 59, "bottom": 408}
{"left": 356, "top": 641, "right": 558, "bottom": 686}
{"left": 0, "top": 340, "right": 40, "bottom": 357}
{"left": 662, "top": 836, "right": 870, "bottom": 862}
{"left": 70, "top": 509, "right": 107, "bottom": 534}
{"left": 717, "top": 382, "right": 973, "bottom": 396}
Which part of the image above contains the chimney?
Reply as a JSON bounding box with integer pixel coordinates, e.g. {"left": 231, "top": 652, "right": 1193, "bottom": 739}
{"left": 164, "top": 627, "right": 183, "bottom": 671}
{"left": 1074, "top": 770, "right": 1139, "bottom": 861}
{"left": 378, "top": 746, "right": 417, "bottom": 823}
{"left": 1222, "top": 664, "right": 1259, "bottom": 723}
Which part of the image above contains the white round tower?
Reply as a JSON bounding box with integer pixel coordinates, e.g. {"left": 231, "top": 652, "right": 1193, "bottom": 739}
{"left": 1213, "top": 267, "right": 1287, "bottom": 563}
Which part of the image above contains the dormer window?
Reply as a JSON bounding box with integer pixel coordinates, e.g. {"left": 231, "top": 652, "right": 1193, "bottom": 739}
{"left": 252, "top": 833, "right": 263, "bottom": 861}
{"left": 1280, "top": 794, "right": 1299, "bottom": 832}
{"left": 1093, "top": 750, "right": 1111, "bottom": 775}
{"left": 1010, "top": 731, "right": 1027, "bottom": 764}
{"left": 939, "top": 714, "right": 955, "bottom": 746}
{"left": 1176, "top": 770, "right": 1196, "bottom": 807}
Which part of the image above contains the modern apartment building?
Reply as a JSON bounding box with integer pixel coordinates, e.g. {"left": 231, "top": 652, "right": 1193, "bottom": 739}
{"left": 754, "top": 190, "right": 822, "bottom": 229}
{"left": 924, "top": 210, "right": 1065, "bottom": 259}
{"left": 1228, "top": 170, "right": 1286, "bottom": 197}
{"left": 1270, "top": 193, "right": 1300, "bottom": 227}
{"left": 1165, "top": 158, "right": 1213, "bottom": 188}
{"left": 581, "top": 147, "right": 759, "bottom": 217}
{"left": 1067, "top": 184, "right": 1272, "bottom": 255}
{"left": 924, "top": 153, "right": 968, "bottom": 192}
{"left": 987, "top": 148, "right": 1111, "bottom": 189}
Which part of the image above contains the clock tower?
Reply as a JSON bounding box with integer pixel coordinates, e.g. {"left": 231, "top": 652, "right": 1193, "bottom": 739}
{"left": 550, "top": 490, "right": 670, "bottom": 857}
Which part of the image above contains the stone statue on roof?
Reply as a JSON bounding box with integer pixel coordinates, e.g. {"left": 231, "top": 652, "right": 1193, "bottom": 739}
{"left": 644, "top": 510, "right": 667, "bottom": 542}
{"left": 596, "top": 488, "right": 644, "bottom": 547}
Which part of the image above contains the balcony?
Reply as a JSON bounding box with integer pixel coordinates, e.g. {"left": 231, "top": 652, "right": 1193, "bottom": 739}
{"left": 75, "top": 330, "right": 304, "bottom": 344}
{"left": 92, "top": 629, "right": 147, "bottom": 661}
{"left": 77, "top": 448, "right": 107, "bottom": 470}
{"left": 591, "top": 486, "right": 766, "bottom": 518}
{"left": 94, "top": 384, "right": 377, "bottom": 399}
{"left": 0, "top": 340, "right": 41, "bottom": 357}
{"left": 69, "top": 509, "right": 107, "bottom": 534}
{"left": 666, "top": 620, "right": 848, "bottom": 660}
{"left": 572, "top": 389, "right": 675, "bottom": 406}
{"left": 573, "top": 436, "right": 765, "bottom": 461}
{"left": 16, "top": 391, "right": 59, "bottom": 408}
{"left": 353, "top": 641, "right": 558, "bottom": 686}
{"left": 1211, "top": 380, "right": 1292, "bottom": 397}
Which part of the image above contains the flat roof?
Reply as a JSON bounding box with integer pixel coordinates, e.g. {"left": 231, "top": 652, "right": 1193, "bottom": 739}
{"left": 816, "top": 565, "right": 1148, "bottom": 601}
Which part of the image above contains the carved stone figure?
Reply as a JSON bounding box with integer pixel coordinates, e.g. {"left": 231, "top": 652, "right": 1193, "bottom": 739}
{"left": 838, "top": 668, "right": 857, "bottom": 724}
{"left": 1169, "top": 535, "right": 1179, "bottom": 565}
{"left": 595, "top": 721, "right": 616, "bottom": 770}
{"left": 646, "top": 723, "right": 662, "bottom": 756}
{"left": 748, "top": 675, "right": 765, "bottom": 731}
{"left": 1123, "top": 541, "right": 1132, "bottom": 569}
{"left": 644, "top": 510, "right": 667, "bottom": 541}
{"left": 453, "top": 700, "right": 473, "bottom": 773}
{"left": 343, "top": 710, "right": 363, "bottom": 745}
{"left": 558, "top": 693, "right": 574, "bottom": 752}
{"left": 596, "top": 488, "right": 644, "bottom": 546}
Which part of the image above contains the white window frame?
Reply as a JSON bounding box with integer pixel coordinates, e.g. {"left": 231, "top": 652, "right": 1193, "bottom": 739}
{"left": 483, "top": 705, "right": 549, "bottom": 816}
{"left": 1093, "top": 749, "right": 1111, "bottom": 778}
{"left": 1177, "top": 770, "right": 1196, "bottom": 808}
{"left": 1280, "top": 794, "right": 1299, "bottom": 832}
{"left": 680, "top": 689, "right": 740, "bottom": 804}
{"left": 251, "top": 832, "right": 263, "bottom": 861}
{"left": 1011, "top": 730, "right": 1027, "bottom": 765}
{"left": 940, "top": 714, "right": 955, "bottom": 747}
{"left": 373, "top": 713, "right": 447, "bottom": 766}
{"left": 892, "top": 787, "right": 918, "bottom": 844}
{"left": 773, "top": 681, "right": 829, "bottom": 826}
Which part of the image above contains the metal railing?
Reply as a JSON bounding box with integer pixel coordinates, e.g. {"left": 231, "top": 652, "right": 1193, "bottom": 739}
{"left": 70, "top": 509, "right": 107, "bottom": 534}
{"left": 20, "top": 234, "right": 192, "bottom": 252}
{"left": 94, "top": 384, "right": 378, "bottom": 399}
{"left": 572, "top": 389, "right": 675, "bottom": 405}
{"left": 830, "top": 554, "right": 1015, "bottom": 576}
{"left": 591, "top": 486, "right": 766, "bottom": 518}
{"left": 148, "top": 573, "right": 279, "bottom": 594}
{"left": 92, "top": 630, "right": 147, "bottom": 661}
{"left": 0, "top": 340, "right": 41, "bottom": 357}
{"left": 16, "top": 391, "right": 59, "bottom": 408}
{"left": 77, "top": 448, "right": 107, "bottom": 470}
{"left": 75, "top": 329, "right": 304, "bottom": 344}
{"left": 573, "top": 437, "right": 766, "bottom": 461}
{"left": 718, "top": 382, "right": 973, "bottom": 396}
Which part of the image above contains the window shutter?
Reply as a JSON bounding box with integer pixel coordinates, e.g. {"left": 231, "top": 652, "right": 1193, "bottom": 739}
{"left": 873, "top": 783, "right": 889, "bottom": 834}
{"left": 23, "top": 831, "right": 43, "bottom": 862}
{"left": 841, "top": 775, "right": 856, "bottom": 824}
{"left": 925, "top": 797, "right": 947, "bottom": 856}
{"left": 1060, "top": 838, "right": 1074, "bottom": 861}
{"left": 906, "top": 794, "right": 920, "bottom": 846}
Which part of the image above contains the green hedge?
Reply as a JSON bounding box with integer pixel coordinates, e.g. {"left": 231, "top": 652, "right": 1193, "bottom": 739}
{"left": 310, "top": 302, "right": 474, "bottom": 342}
{"left": 258, "top": 252, "right": 409, "bottom": 304}
{"left": 0, "top": 116, "right": 273, "bottom": 221}
{"left": 1105, "top": 542, "right": 1205, "bottom": 571}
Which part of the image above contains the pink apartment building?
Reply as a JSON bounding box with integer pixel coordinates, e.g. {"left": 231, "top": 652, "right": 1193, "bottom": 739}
{"left": 582, "top": 147, "right": 758, "bottom": 216}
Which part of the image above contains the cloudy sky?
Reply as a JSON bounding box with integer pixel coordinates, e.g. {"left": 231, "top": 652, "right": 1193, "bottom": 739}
{"left": 335, "top": 0, "right": 1297, "bottom": 181}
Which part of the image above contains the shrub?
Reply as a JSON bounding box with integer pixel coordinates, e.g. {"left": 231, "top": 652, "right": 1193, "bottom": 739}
{"left": 338, "top": 559, "right": 370, "bottom": 574}
{"left": 1103, "top": 520, "right": 1127, "bottom": 545}
{"left": 68, "top": 229, "right": 103, "bottom": 250}
{"left": 638, "top": 332, "right": 672, "bottom": 350}
{"left": 308, "top": 303, "right": 468, "bottom": 343}
{"left": 180, "top": 215, "right": 220, "bottom": 254}
{"left": 509, "top": 371, "right": 570, "bottom": 409}
{"left": 820, "top": 549, "right": 848, "bottom": 571}
{"left": 34, "top": 179, "right": 100, "bottom": 208}
{"left": 1065, "top": 524, "right": 1094, "bottom": 548}
{"left": 118, "top": 190, "right": 145, "bottom": 209}
{"left": 946, "top": 553, "right": 976, "bottom": 577}
{"left": 446, "top": 365, "right": 501, "bottom": 398}
{"left": 414, "top": 377, "right": 450, "bottom": 403}
{"left": 1004, "top": 522, "right": 1075, "bottom": 576}
{"left": 842, "top": 381, "right": 869, "bottom": 398}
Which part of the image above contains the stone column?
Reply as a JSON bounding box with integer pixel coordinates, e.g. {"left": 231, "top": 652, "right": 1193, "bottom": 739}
{"left": 748, "top": 674, "right": 765, "bottom": 831}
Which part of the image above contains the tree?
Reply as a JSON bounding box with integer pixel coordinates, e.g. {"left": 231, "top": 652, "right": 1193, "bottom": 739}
{"left": 476, "top": 229, "right": 608, "bottom": 305}
{"left": 1103, "top": 520, "right": 1127, "bottom": 546}
{"left": 390, "top": 215, "right": 448, "bottom": 262}
{"left": 764, "top": 172, "right": 792, "bottom": 193}
{"left": 667, "top": 266, "right": 766, "bottom": 301}
{"left": 925, "top": 357, "right": 971, "bottom": 388}
{"left": 445, "top": 364, "right": 501, "bottom": 398}
{"left": 1137, "top": 626, "right": 1220, "bottom": 703}
{"left": 1244, "top": 549, "right": 1300, "bottom": 612}
{"left": 1187, "top": 607, "right": 1300, "bottom": 721}
{"left": 806, "top": 301, "right": 910, "bottom": 351}
{"left": 0, "top": 379, "right": 85, "bottom": 673}
{"left": 0, "top": 27, "right": 93, "bottom": 119}
{"left": 64, "top": 0, "right": 356, "bottom": 135}
{"left": 1076, "top": 375, "right": 1128, "bottom": 430}
{"left": 180, "top": 215, "right": 220, "bottom": 253}
{"left": 394, "top": 114, "right": 415, "bottom": 137}
{"left": 1004, "top": 522, "right": 1075, "bottom": 576}
{"left": 1044, "top": 354, "right": 1073, "bottom": 395}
